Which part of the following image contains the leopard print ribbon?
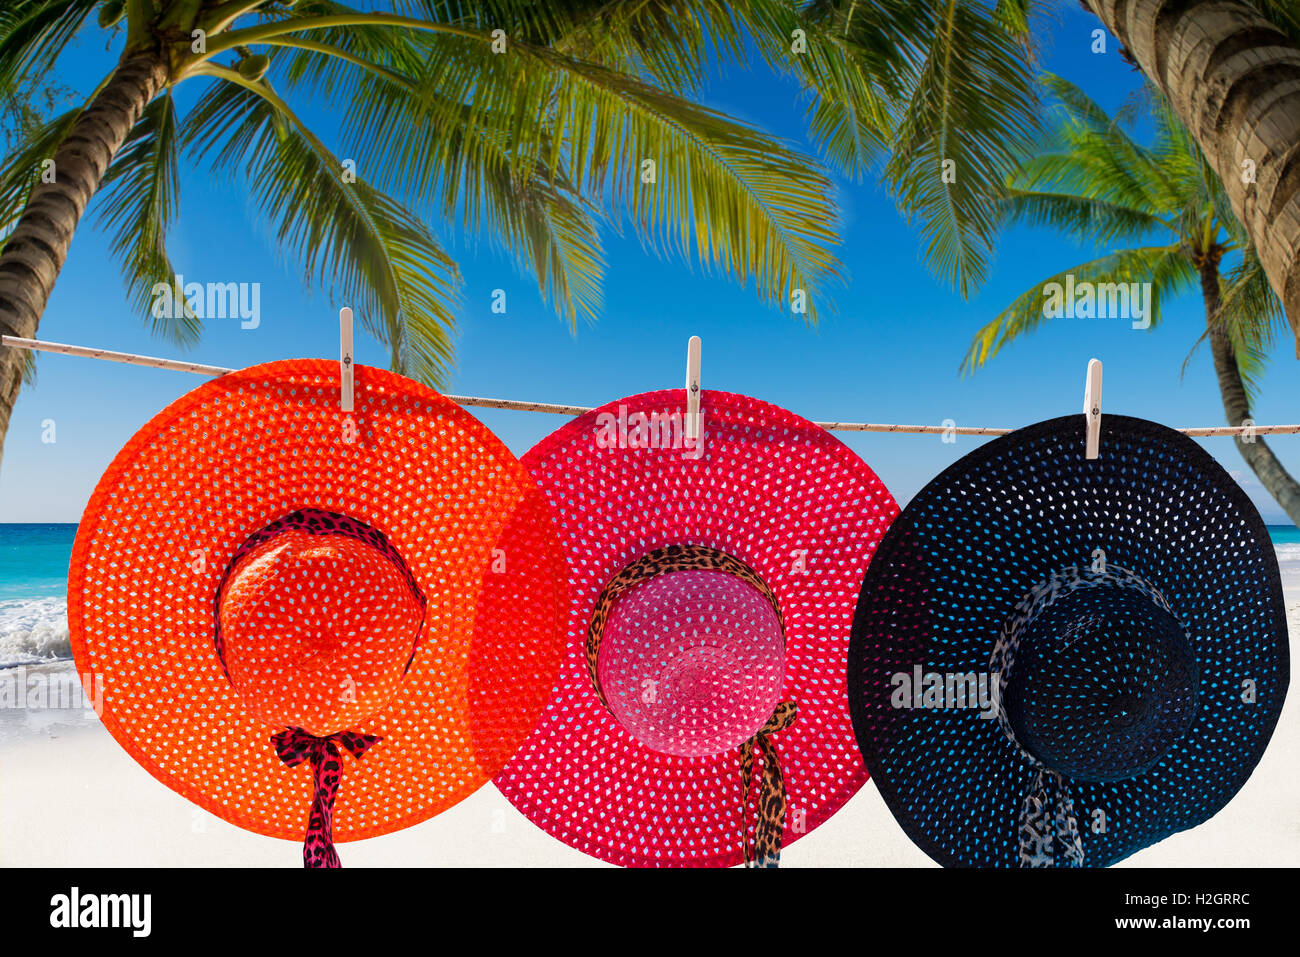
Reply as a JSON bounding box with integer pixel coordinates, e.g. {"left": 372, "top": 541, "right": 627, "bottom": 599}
{"left": 1018, "top": 768, "right": 1083, "bottom": 868}
{"left": 587, "top": 544, "right": 796, "bottom": 868}
{"left": 272, "top": 728, "right": 381, "bottom": 869}
{"left": 212, "top": 509, "right": 423, "bottom": 869}
{"left": 740, "top": 700, "right": 797, "bottom": 867}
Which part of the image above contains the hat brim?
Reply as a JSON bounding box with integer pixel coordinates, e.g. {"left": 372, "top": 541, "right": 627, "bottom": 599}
{"left": 69, "top": 359, "right": 567, "bottom": 843}
{"left": 492, "top": 389, "right": 898, "bottom": 866}
{"left": 848, "top": 414, "right": 1290, "bottom": 867}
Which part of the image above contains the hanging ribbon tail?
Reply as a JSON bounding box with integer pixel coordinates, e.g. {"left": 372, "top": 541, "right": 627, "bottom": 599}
{"left": 740, "top": 700, "right": 797, "bottom": 868}
{"left": 272, "top": 728, "right": 382, "bottom": 869}
{"left": 1017, "top": 768, "right": 1084, "bottom": 868}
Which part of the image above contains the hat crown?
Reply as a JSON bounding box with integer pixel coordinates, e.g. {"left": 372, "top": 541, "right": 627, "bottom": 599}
{"left": 1002, "top": 573, "right": 1198, "bottom": 783}
{"left": 596, "top": 568, "right": 784, "bottom": 757}
{"left": 216, "top": 510, "right": 424, "bottom": 737}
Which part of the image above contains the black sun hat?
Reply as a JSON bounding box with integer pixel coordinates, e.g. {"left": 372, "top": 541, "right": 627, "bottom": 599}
{"left": 848, "top": 413, "right": 1289, "bottom": 867}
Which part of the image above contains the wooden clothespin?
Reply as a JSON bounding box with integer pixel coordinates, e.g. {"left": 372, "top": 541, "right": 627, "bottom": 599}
{"left": 1083, "top": 358, "right": 1102, "bottom": 460}
{"left": 339, "top": 307, "right": 355, "bottom": 413}
{"left": 685, "top": 335, "right": 702, "bottom": 441}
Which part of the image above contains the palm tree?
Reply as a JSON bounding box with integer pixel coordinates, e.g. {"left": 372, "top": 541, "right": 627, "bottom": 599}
{"left": 0, "top": 0, "right": 1044, "bottom": 469}
{"left": 965, "top": 76, "right": 1300, "bottom": 524}
{"left": 1081, "top": 0, "right": 1300, "bottom": 352}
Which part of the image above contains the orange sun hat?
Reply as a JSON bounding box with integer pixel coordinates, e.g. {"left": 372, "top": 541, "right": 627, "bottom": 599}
{"left": 67, "top": 358, "right": 567, "bottom": 867}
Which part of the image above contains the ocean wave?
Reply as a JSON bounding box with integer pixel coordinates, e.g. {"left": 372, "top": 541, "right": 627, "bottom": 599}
{"left": 0, "top": 597, "right": 71, "bottom": 667}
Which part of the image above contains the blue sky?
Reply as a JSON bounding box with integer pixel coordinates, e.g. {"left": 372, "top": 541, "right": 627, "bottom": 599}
{"left": 4, "top": 3, "right": 1300, "bottom": 523}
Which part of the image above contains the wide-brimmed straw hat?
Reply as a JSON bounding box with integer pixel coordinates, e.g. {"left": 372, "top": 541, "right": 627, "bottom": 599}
{"left": 493, "top": 388, "right": 899, "bottom": 867}
{"left": 68, "top": 359, "right": 567, "bottom": 866}
{"left": 848, "top": 414, "right": 1289, "bottom": 867}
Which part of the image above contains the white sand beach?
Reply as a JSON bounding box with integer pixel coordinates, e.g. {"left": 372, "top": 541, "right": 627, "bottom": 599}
{"left": 2, "top": 585, "right": 1298, "bottom": 868}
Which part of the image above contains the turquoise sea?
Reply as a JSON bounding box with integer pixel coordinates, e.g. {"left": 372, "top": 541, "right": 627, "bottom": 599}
{"left": 0, "top": 523, "right": 76, "bottom": 601}
{"left": 2, "top": 522, "right": 1298, "bottom": 668}
{"left": 0, "top": 523, "right": 78, "bottom": 666}
{"left": 0, "top": 522, "right": 77, "bottom": 665}
{"left": 1267, "top": 525, "right": 1300, "bottom": 546}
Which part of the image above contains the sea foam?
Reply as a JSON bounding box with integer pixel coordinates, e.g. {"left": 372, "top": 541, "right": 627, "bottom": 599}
{"left": 0, "top": 597, "right": 71, "bottom": 667}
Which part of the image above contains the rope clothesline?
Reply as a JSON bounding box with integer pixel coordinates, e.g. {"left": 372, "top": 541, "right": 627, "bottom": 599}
{"left": 5, "top": 334, "right": 1298, "bottom": 438}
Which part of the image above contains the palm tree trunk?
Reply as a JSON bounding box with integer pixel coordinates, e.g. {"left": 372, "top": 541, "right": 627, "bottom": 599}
{"left": 0, "top": 53, "right": 168, "bottom": 473}
{"left": 1084, "top": 0, "right": 1300, "bottom": 355}
{"left": 1200, "top": 260, "right": 1300, "bottom": 525}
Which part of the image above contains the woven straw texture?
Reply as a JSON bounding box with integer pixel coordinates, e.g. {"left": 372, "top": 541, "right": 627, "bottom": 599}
{"left": 493, "top": 389, "right": 898, "bottom": 867}
{"left": 849, "top": 414, "right": 1289, "bottom": 867}
{"left": 68, "top": 359, "right": 567, "bottom": 843}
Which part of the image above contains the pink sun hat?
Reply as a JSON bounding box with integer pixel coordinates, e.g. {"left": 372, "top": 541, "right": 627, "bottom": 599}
{"left": 493, "top": 388, "right": 899, "bottom": 867}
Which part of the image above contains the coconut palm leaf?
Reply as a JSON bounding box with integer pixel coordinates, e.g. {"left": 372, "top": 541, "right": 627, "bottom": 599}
{"left": 0, "top": 0, "right": 1055, "bottom": 449}
{"left": 96, "top": 92, "right": 198, "bottom": 345}
{"left": 731, "top": 0, "right": 900, "bottom": 176}
{"left": 1022, "top": 76, "right": 1170, "bottom": 216}
{"left": 0, "top": 0, "right": 97, "bottom": 84}
{"left": 964, "top": 244, "right": 1195, "bottom": 372}
{"left": 197, "top": 7, "right": 845, "bottom": 319}
{"left": 185, "top": 70, "right": 461, "bottom": 382}
{"left": 1001, "top": 189, "right": 1170, "bottom": 245}
{"left": 265, "top": 27, "right": 607, "bottom": 326}
{"left": 993, "top": 0, "right": 1036, "bottom": 35}
{"left": 1204, "top": 246, "right": 1289, "bottom": 403}
{"left": 463, "top": 0, "right": 745, "bottom": 93}
{"left": 216, "top": 5, "right": 844, "bottom": 322}
{"left": 978, "top": 73, "right": 1288, "bottom": 443}
{"left": 486, "top": 165, "right": 605, "bottom": 327}
{"left": 878, "top": 0, "right": 1041, "bottom": 294}
{"left": 0, "top": 103, "right": 81, "bottom": 236}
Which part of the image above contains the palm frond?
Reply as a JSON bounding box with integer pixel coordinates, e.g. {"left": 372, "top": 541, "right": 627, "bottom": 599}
{"left": 264, "top": 28, "right": 607, "bottom": 325}
{"left": 1246, "top": 0, "right": 1300, "bottom": 44}
{"left": 1040, "top": 73, "right": 1132, "bottom": 131}
{"left": 0, "top": 0, "right": 97, "bottom": 87}
{"left": 295, "top": 26, "right": 843, "bottom": 319}
{"left": 1002, "top": 189, "right": 1168, "bottom": 244}
{"left": 0, "top": 104, "right": 81, "bottom": 238}
{"left": 486, "top": 165, "right": 605, "bottom": 326}
{"left": 1022, "top": 75, "right": 1183, "bottom": 221}
{"left": 880, "top": 0, "right": 1041, "bottom": 295}
{"left": 735, "top": 0, "right": 901, "bottom": 177}
{"left": 993, "top": 0, "right": 1034, "bottom": 35}
{"left": 185, "top": 71, "right": 461, "bottom": 383}
{"left": 964, "top": 244, "right": 1195, "bottom": 372}
{"left": 398, "top": 0, "right": 743, "bottom": 93}
{"left": 96, "top": 93, "right": 198, "bottom": 346}
{"left": 1215, "top": 245, "right": 1287, "bottom": 403}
